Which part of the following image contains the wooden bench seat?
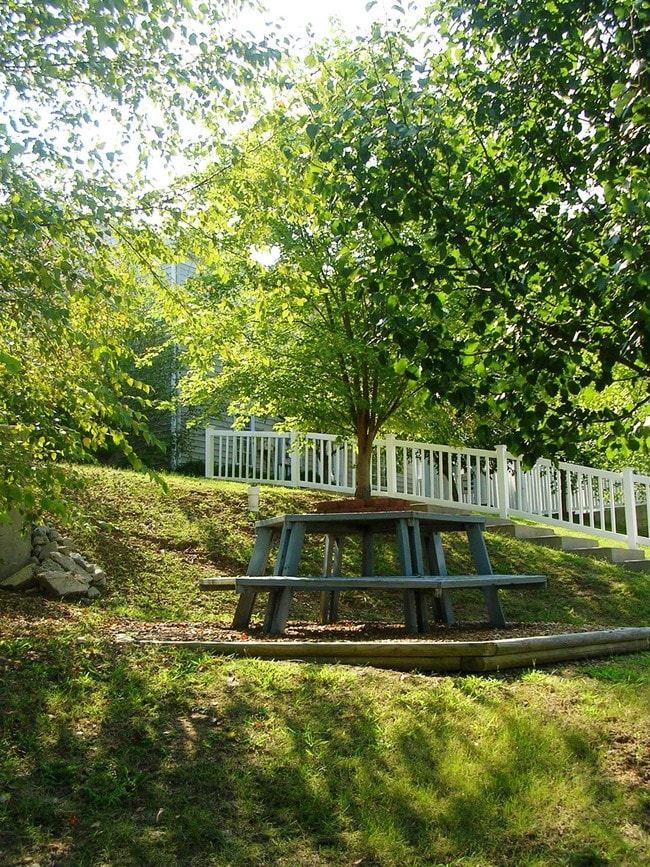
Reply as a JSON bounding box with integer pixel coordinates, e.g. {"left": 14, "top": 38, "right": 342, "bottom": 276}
{"left": 227, "top": 573, "right": 546, "bottom": 635}
{"left": 232, "top": 574, "right": 546, "bottom": 591}
{"left": 198, "top": 577, "right": 237, "bottom": 590}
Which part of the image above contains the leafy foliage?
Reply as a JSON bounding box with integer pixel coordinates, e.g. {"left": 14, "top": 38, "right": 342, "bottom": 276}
{"left": 0, "top": 0, "right": 280, "bottom": 520}
{"left": 169, "top": 31, "right": 489, "bottom": 496}
{"left": 422, "top": 0, "right": 649, "bottom": 461}
{"left": 256, "top": 3, "right": 648, "bottom": 465}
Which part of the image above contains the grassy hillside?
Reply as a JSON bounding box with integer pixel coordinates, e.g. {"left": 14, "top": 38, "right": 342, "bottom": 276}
{"left": 52, "top": 465, "right": 650, "bottom": 629}
{"left": 0, "top": 466, "right": 648, "bottom": 866}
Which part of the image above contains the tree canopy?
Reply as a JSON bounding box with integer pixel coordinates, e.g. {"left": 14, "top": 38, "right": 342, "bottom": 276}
{"left": 0, "top": 0, "right": 280, "bottom": 520}
{"left": 430, "top": 0, "right": 650, "bottom": 461}
{"left": 4, "top": 0, "right": 648, "bottom": 520}
{"left": 278, "top": 1, "right": 649, "bottom": 464}
{"left": 168, "top": 98, "right": 468, "bottom": 497}
{"left": 171, "top": 1, "right": 649, "bottom": 484}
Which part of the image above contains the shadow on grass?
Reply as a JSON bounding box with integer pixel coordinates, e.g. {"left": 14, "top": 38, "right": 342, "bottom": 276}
{"left": 1, "top": 639, "right": 647, "bottom": 866}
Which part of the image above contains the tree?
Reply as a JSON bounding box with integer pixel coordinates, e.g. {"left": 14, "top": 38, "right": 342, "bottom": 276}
{"left": 0, "top": 0, "right": 279, "bottom": 520}
{"left": 173, "top": 0, "right": 648, "bottom": 489}
{"left": 168, "top": 92, "right": 475, "bottom": 497}
{"left": 426, "top": 0, "right": 650, "bottom": 463}
{"left": 283, "top": 2, "right": 649, "bottom": 465}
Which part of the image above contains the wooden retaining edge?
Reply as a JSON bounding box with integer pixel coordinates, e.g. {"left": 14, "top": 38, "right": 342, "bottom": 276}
{"left": 463, "top": 638, "right": 650, "bottom": 673}
{"left": 125, "top": 627, "right": 650, "bottom": 672}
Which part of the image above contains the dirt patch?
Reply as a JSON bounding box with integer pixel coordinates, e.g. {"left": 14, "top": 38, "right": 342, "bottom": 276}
{"left": 102, "top": 618, "right": 607, "bottom": 644}
{"left": 0, "top": 589, "right": 612, "bottom": 645}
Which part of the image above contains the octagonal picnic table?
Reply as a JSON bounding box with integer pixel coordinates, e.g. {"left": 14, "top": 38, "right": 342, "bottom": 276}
{"left": 216, "top": 511, "right": 545, "bottom": 635}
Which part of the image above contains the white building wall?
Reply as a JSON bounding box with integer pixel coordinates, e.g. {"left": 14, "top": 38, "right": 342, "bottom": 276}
{"left": 184, "top": 416, "right": 277, "bottom": 466}
{"left": 163, "top": 260, "right": 279, "bottom": 469}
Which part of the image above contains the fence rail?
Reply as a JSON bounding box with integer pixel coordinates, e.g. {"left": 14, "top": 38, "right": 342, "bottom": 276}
{"left": 205, "top": 428, "right": 650, "bottom": 548}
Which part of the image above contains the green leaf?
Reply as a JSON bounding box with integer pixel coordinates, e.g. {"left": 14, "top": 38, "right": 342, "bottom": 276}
{"left": 0, "top": 351, "right": 22, "bottom": 375}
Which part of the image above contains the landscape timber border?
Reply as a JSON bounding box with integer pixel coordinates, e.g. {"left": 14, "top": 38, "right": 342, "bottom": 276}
{"left": 119, "top": 627, "right": 650, "bottom": 673}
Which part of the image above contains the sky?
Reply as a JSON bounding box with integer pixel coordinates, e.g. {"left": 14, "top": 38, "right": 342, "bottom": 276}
{"left": 4, "top": 1, "right": 429, "bottom": 190}
{"left": 239, "top": 0, "right": 427, "bottom": 42}
{"left": 134, "top": 0, "right": 429, "bottom": 188}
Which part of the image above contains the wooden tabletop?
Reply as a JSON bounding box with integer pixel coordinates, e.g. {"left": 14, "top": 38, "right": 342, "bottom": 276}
{"left": 254, "top": 510, "right": 487, "bottom": 535}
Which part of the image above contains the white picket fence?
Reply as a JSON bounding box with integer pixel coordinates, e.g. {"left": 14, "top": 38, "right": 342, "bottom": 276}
{"left": 204, "top": 428, "right": 650, "bottom": 548}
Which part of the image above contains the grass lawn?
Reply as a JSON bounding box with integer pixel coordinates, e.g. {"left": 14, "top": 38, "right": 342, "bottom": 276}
{"left": 0, "top": 465, "right": 648, "bottom": 866}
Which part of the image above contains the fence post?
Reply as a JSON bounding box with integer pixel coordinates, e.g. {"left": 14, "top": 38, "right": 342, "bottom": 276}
{"left": 622, "top": 467, "right": 639, "bottom": 549}
{"left": 515, "top": 457, "right": 526, "bottom": 513}
{"left": 204, "top": 427, "right": 214, "bottom": 479}
{"left": 496, "top": 445, "right": 510, "bottom": 519}
{"left": 289, "top": 431, "right": 301, "bottom": 487}
{"left": 385, "top": 433, "right": 398, "bottom": 497}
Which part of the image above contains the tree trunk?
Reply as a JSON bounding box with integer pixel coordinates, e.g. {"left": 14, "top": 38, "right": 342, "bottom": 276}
{"left": 355, "top": 427, "right": 375, "bottom": 499}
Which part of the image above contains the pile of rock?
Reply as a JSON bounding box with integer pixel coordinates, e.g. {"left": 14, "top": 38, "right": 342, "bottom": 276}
{"left": 0, "top": 524, "right": 107, "bottom": 600}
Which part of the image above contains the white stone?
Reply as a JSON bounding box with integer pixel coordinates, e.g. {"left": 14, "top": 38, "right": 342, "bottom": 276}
{"left": 3, "top": 523, "right": 109, "bottom": 600}
{"left": 37, "top": 541, "right": 59, "bottom": 561}
{"left": 70, "top": 552, "right": 92, "bottom": 572}
{"left": 39, "top": 572, "right": 89, "bottom": 598}
{"left": 49, "top": 550, "right": 78, "bottom": 573}
{"left": 0, "top": 564, "right": 37, "bottom": 591}
{"left": 71, "top": 571, "right": 92, "bottom": 586}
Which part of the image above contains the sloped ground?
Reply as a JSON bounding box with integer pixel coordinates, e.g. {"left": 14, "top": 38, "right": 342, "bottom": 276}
{"left": 1, "top": 467, "right": 648, "bottom": 866}
{"left": 2, "top": 464, "right": 648, "bottom": 644}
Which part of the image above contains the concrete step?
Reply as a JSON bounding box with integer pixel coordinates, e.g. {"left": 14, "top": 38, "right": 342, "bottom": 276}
{"left": 616, "top": 559, "right": 650, "bottom": 572}
{"left": 513, "top": 525, "right": 557, "bottom": 539}
{"left": 520, "top": 534, "right": 564, "bottom": 549}
{"left": 486, "top": 522, "right": 560, "bottom": 543}
{"left": 560, "top": 536, "right": 603, "bottom": 550}
{"left": 571, "top": 546, "right": 647, "bottom": 564}
{"left": 484, "top": 520, "right": 517, "bottom": 536}
{"left": 511, "top": 525, "right": 564, "bottom": 549}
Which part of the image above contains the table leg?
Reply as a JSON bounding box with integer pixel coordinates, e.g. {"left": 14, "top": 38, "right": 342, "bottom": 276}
{"left": 402, "top": 590, "right": 430, "bottom": 634}
{"left": 395, "top": 518, "right": 413, "bottom": 573}
{"left": 416, "top": 591, "right": 430, "bottom": 632}
{"left": 248, "top": 527, "right": 276, "bottom": 574}
{"left": 263, "top": 519, "right": 306, "bottom": 633}
{"left": 482, "top": 587, "right": 506, "bottom": 627}
{"left": 233, "top": 591, "right": 257, "bottom": 630}
{"left": 466, "top": 524, "right": 492, "bottom": 573}
{"left": 320, "top": 591, "right": 340, "bottom": 625}
{"left": 263, "top": 588, "right": 293, "bottom": 634}
{"left": 423, "top": 530, "right": 455, "bottom": 624}
{"left": 232, "top": 526, "right": 277, "bottom": 630}
{"left": 424, "top": 531, "right": 447, "bottom": 575}
{"left": 273, "top": 525, "right": 292, "bottom": 574}
{"left": 403, "top": 590, "right": 418, "bottom": 633}
{"left": 466, "top": 524, "right": 506, "bottom": 626}
{"left": 408, "top": 520, "right": 425, "bottom": 574}
{"left": 433, "top": 590, "right": 456, "bottom": 625}
{"left": 320, "top": 534, "right": 344, "bottom": 624}
{"left": 396, "top": 519, "right": 416, "bottom": 631}
{"left": 278, "top": 521, "right": 306, "bottom": 575}
{"left": 398, "top": 518, "right": 431, "bottom": 634}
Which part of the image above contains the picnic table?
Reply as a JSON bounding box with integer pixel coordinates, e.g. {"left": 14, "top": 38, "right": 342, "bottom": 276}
{"left": 203, "top": 510, "right": 546, "bottom": 635}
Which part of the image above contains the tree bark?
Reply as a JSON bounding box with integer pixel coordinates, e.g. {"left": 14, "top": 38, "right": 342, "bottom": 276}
{"left": 354, "top": 422, "right": 375, "bottom": 499}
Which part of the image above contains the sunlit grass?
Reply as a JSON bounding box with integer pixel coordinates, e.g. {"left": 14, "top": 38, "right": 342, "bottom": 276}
{"left": 0, "top": 466, "right": 648, "bottom": 865}
{"left": 1, "top": 636, "right": 648, "bottom": 865}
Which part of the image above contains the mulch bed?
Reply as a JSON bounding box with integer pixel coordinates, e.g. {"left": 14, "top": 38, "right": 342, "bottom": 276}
{"left": 0, "top": 590, "right": 607, "bottom": 644}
